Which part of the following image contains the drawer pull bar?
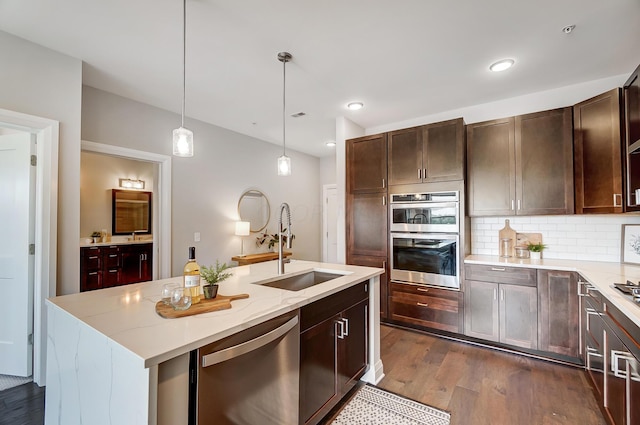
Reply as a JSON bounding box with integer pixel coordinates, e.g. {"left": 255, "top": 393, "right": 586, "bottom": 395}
{"left": 416, "top": 287, "right": 429, "bottom": 292}
{"left": 416, "top": 302, "right": 429, "bottom": 307}
{"left": 490, "top": 267, "right": 506, "bottom": 271}
{"left": 89, "top": 256, "right": 98, "bottom": 260}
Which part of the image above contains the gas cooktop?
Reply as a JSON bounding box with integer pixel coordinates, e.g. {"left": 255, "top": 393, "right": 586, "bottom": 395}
{"left": 613, "top": 281, "right": 640, "bottom": 304}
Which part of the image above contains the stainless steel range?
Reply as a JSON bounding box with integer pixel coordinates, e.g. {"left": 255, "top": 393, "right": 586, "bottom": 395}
{"left": 389, "top": 191, "right": 460, "bottom": 290}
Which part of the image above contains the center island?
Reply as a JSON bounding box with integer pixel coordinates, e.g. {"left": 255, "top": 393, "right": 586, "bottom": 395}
{"left": 45, "top": 259, "right": 385, "bottom": 425}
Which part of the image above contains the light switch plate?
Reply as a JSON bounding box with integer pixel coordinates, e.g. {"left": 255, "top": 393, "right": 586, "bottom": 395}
{"left": 194, "top": 232, "right": 200, "bottom": 242}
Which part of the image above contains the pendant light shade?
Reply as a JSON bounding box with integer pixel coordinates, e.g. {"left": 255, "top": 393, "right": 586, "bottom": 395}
{"left": 277, "top": 52, "right": 292, "bottom": 176}
{"left": 172, "top": 0, "right": 194, "bottom": 157}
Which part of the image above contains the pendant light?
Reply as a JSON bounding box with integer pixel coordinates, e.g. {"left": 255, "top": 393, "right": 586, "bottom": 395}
{"left": 172, "top": 0, "right": 194, "bottom": 157}
{"left": 277, "top": 52, "right": 292, "bottom": 176}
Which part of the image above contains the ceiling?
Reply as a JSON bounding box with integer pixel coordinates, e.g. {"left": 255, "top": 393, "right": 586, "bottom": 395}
{"left": 1, "top": 0, "right": 639, "bottom": 158}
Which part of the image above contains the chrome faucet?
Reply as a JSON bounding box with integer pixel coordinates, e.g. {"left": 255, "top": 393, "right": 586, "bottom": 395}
{"left": 278, "top": 203, "right": 292, "bottom": 275}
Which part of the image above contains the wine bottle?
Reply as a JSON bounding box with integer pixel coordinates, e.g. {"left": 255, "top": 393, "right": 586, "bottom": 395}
{"left": 183, "top": 246, "right": 201, "bottom": 304}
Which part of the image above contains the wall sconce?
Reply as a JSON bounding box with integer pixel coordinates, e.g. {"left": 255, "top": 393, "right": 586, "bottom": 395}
{"left": 119, "top": 178, "right": 145, "bottom": 190}
{"left": 235, "top": 221, "right": 250, "bottom": 257}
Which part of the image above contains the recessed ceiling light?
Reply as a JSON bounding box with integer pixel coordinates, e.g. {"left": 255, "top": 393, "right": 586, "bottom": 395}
{"left": 489, "top": 59, "right": 515, "bottom": 72}
{"left": 347, "top": 102, "right": 364, "bottom": 110}
{"left": 326, "top": 141, "right": 336, "bottom": 147}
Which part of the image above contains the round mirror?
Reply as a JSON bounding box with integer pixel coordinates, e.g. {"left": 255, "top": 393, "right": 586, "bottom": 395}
{"left": 238, "top": 189, "right": 270, "bottom": 233}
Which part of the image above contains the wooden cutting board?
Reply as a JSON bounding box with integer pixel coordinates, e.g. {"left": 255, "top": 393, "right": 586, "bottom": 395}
{"left": 155, "top": 293, "right": 249, "bottom": 319}
{"left": 516, "top": 232, "right": 543, "bottom": 248}
{"left": 498, "top": 219, "right": 517, "bottom": 257}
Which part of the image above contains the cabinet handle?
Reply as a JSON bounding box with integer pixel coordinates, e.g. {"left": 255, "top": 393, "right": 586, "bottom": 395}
{"left": 490, "top": 267, "right": 506, "bottom": 271}
{"left": 109, "top": 269, "right": 118, "bottom": 273}
{"left": 89, "top": 256, "right": 98, "bottom": 260}
{"left": 416, "top": 287, "right": 429, "bottom": 292}
{"left": 89, "top": 272, "right": 98, "bottom": 276}
{"left": 382, "top": 196, "right": 386, "bottom": 206}
{"left": 336, "top": 320, "right": 345, "bottom": 340}
{"left": 493, "top": 288, "right": 497, "bottom": 300}
{"left": 342, "top": 318, "right": 349, "bottom": 337}
{"left": 511, "top": 200, "right": 515, "bottom": 211}
{"left": 613, "top": 194, "right": 622, "bottom": 207}
{"left": 423, "top": 168, "right": 427, "bottom": 179}
{"left": 417, "top": 302, "right": 429, "bottom": 307}
{"left": 382, "top": 178, "right": 385, "bottom": 189}
{"left": 517, "top": 199, "right": 521, "bottom": 210}
{"left": 109, "top": 254, "right": 117, "bottom": 258}
{"left": 418, "top": 169, "right": 421, "bottom": 179}
{"left": 500, "top": 289, "right": 504, "bottom": 301}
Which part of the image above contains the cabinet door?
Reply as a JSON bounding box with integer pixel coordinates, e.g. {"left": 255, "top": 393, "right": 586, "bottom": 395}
{"left": 467, "top": 118, "right": 515, "bottom": 216}
{"left": 604, "top": 325, "right": 627, "bottom": 425}
{"left": 515, "top": 107, "right": 574, "bottom": 215}
{"left": 574, "top": 89, "right": 623, "bottom": 214}
{"left": 464, "top": 280, "right": 499, "bottom": 342}
{"left": 138, "top": 244, "right": 153, "bottom": 282}
{"left": 625, "top": 65, "right": 640, "bottom": 211}
{"left": 346, "top": 192, "right": 387, "bottom": 258}
{"left": 537, "top": 270, "right": 579, "bottom": 357}
{"left": 499, "top": 284, "right": 538, "bottom": 349}
{"left": 337, "top": 300, "right": 368, "bottom": 395}
{"left": 585, "top": 300, "right": 605, "bottom": 397}
{"left": 300, "top": 316, "right": 339, "bottom": 425}
{"left": 388, "top": 127, "right": 422, "bottom": 185}
{"left": 348, "top": 255, "right": 387, "bottom": 319}
{"left": 423, "top": 118, "right": 465, "bottom": 182}
{"left": 120, "top": 247, "right": 140, "bottom": 285}
{"left": 347, "top": 134, "right": 387, "bottom": 192}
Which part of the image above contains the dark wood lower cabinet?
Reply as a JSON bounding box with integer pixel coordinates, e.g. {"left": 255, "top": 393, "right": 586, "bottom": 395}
{"left": 80, "top": 243, "right": 152, "bottom": 292}
{"left": 389, "top": 282, "right": 462, "bottom": 333}
{"left": 299, "top": 282, "right": 368, "bottom": 425}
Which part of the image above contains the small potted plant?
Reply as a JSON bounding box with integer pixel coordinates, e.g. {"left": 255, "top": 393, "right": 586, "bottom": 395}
{"left": 527, "top": 243, "right": 547, "bottom": 260}
{"left": 91, "top": 231, "right": 102, "bottom": 244}
{"left": 200, "top": 260, "right": 233, "bottom": 299}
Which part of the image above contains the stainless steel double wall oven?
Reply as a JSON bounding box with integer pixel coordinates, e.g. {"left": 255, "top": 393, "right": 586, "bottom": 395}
{"left": 389, "top": 191, "right": 460, "bottom": 290}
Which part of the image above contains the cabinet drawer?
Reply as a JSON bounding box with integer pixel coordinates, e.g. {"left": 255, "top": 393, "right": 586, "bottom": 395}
{"left": 465, "top": 264, "right": 536, "bottom": 286}
{"left": 104, "top": 249, "right": 121, "bottom": 268}
{"left": 103, "top": 268, "right": 121, "bottom": 287}
{"left": 389, "top": 282, "right": 462, "bottom": 333}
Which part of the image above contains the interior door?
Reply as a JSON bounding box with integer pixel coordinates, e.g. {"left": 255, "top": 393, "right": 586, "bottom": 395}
{"left": 0, "top": 133, "right": 35, "bottom": 377}
{"left": 322, "top": 185, "right": 338, "bottom": 263}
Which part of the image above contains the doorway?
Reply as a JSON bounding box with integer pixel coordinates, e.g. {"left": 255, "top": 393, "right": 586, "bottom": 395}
{"left": 81, "top": 141, "right": 172, "bottom": 279}
{"left": 0, "top": 108, "right": 59, "bottom": 387}
{"left": 322, "top": 184, "right": 338, "bottom": 263}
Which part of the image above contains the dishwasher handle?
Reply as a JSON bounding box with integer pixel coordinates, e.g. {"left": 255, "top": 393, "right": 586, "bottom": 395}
{"left": 201, "top": 315, "right": 299, "bottom": 368}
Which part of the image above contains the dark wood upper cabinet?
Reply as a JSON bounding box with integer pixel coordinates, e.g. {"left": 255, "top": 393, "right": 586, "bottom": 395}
{"left": 347, "top": 133, "right": 387, "bottom": 193}
{"left": 388, "top": 118, "right": 464, "bottom": 185}
{"left": 467, "top": 117, "right": 516, "bottom": 216}
{"left": 573, "top": 89, "right": 624, "bottom": 214}
{"left": 625, "top": 63, "right": 640, "bottom": 211}
{"left": 515, "top": 107, "right": 574, "bottom": 215}
{"left": 467, "top": 108, "right": 573, "bottom": 216}
{"left": 346, "top": 192, "right": 387, "bottom": 258}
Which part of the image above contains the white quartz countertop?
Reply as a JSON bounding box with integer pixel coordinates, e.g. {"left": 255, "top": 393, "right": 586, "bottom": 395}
{"left": 79, "top": 239, "right": 153, "bottom": 247}
{"left": 465, "top": 255, "right": 640, "bottom": 328}
{"left": 46, "top": 260, "right": 383, "bottom": 369}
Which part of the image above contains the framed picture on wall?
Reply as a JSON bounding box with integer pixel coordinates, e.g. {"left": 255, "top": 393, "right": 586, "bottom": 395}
{"left": 621, "top": 224, "right": 640, "bottom": 265}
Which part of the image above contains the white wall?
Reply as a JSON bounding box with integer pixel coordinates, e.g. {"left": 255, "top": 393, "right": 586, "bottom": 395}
{"left": 80, "top": 152, "right": 156, "bottom": 238}
{"left": 81, "top": 86, "right": 321, "bottom": 275}
{"left": 319, "top": 155, "right": 336, "bottom": 186}
{"left": 471, "top": 215, "right": 640, "bottom": 262}
{"left": 0, "top": 30, "right": 82, "bottom": 295}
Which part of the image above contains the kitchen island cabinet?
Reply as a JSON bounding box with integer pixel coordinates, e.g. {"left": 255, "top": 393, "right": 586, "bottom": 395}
{"left": 45, "top": 260, "right": 384, "bottom": 425}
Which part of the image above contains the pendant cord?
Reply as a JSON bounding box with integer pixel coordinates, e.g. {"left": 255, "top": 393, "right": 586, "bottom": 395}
{"left": 181, "top": 0, "right": 186, "bottom": 128}
{"left": 282, "top": 57, "right": 286, "bottom": 156}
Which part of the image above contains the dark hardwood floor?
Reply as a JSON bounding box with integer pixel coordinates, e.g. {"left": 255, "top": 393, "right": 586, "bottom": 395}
{"left": 0, "top": 382, "right": 44, "bottom": 425}
{"left": 378, "top": 324, "right": 606, "bottom": 425}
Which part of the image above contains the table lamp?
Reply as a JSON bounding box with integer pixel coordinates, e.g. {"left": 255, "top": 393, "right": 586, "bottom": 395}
{"left": 235, "top": 221, "right": 250, "bottom": 257}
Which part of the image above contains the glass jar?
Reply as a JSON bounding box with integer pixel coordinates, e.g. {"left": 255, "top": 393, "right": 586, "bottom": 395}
{"left": 515, "top": 246, "right": 530, "bottom": 259}
{"left": 500, "top": 238, "right": 512, "bottom": 258}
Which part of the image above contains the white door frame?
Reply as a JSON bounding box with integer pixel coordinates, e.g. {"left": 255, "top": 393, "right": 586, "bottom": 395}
{"left": 322, "top": 184, "right": 337, "bottom": 263}
{"left": 81, "top": 141, "right": 172, "bottom": 280}
{"left": 0, "top": 108, "right": 59, "bottom": 386}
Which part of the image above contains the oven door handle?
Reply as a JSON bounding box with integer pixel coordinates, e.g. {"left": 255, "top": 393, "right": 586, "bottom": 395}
{"left": 390, "top": 232, "right": 458, "bottom": 240}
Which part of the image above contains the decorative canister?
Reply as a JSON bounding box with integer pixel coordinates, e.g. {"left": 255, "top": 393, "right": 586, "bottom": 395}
{"left": 515, "top": 246, "right": 530, "bottom": 259}
{"left": 499, "top": 238, "right": 513, "bottom": 258}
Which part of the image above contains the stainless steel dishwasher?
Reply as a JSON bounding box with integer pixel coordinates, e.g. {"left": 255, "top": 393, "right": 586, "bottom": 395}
{"left": 189, "top": 310, "right": 300, "bottom": 425}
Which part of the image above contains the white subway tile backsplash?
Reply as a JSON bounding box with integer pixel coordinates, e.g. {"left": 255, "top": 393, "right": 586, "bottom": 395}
{"left": 469, "top": 214, "right": 640, "bottom": 263}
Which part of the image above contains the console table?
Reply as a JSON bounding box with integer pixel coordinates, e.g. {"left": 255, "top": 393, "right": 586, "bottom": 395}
{"left": 232, "top": 251, "right": 292, "bottom": 266}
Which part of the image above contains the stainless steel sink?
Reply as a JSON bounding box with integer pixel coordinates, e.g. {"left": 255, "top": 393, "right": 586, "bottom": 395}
{"left": 257, "top": 271, "right": 344, "bottom": 291}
